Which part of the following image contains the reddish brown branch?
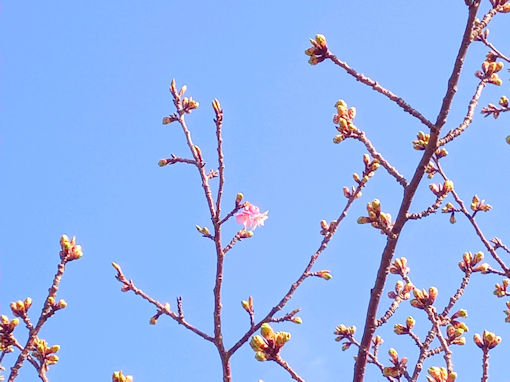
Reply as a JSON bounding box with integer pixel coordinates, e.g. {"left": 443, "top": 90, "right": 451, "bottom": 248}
{"left": 354, "top": 131, "right": 408, "bottom": 187}
{"left": 428, "top": 312, "right": 453, "bottom": 374}
{"left": 481, "top": 347, "right": 490, "bottom": 382}
{"left": 439, "top": 80, "right": 486, "bottom": 146}
{"left": 407, "top": 194, "right": 447, "bottom": 220}
{"left": 478, "top": 34, "right": 510, "bottom": 63}
{"left": 325, "top": 53, "right": 434, "bottom": 130}
{"left": 214, "top": 100, "right": 225, "bottom": 220}
{"left": 219, "top": 203, "right": 243, "bottom": 226}
{"left": 353, "top": 4, "right": 480, "bottom": 380}
{"left": 435, "top": 162, "right": 509, "bottom": 275}
{"left": 273, "top": 355, "right": 305, "bottom": 382}
{"left": 159, "top": 154, "right": 198, "bottom": 167}
{"left": 8, "top": 261, "right": 68, "bottom": 381}
{"left": 112, "top": 263, "right": 214, "bottom": 343}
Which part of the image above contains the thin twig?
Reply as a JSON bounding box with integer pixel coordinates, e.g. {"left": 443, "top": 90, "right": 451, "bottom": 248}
{"left": 214, "top": 101, "right": 225, "bottom": 220}
{"left": 429, "top": 312, "right": 453, "bottom": 373}
{"left": 219, "top": 203, "right": 243, "bottom": 226}
{"left": 481, "top": 347, "right": 490, "bottom": 382}
{"left": 438, "top": 80, "right": 486, "bottom": 146}
{"left": 440, "top": 271, "right": 471, "bottom": 318}
{"left": 355, "top": 131, "right": 408, "bottom": 187}
{"left": 112, "top": 264, "right": 214, "bottom": 343}
{"left": 407, "top": 194, "right": 447, "bottom": 220}
{"left": 223, "top": 232, "right": 242, "bottom": 254}
{"left": 478, "top": 34, "right": 510, "bottom": 63}
{"left": 273, "top": 355, "right": 305, "bottom": 382}
{"left": 159, "top": 154, "right": 198, "bottom": 167}
{"left": 325, "top": 53, "right": 435, "bottom": 130}
{"left": 435, "top": 162, "right": 509, "bottom": 274}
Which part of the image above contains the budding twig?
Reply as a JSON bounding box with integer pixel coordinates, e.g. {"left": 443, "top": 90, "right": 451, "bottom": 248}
{"left": 354, "top": 131, "right": 408, "bottom": 187}
{"left": 439, "top": 79, "right": 486, "bottom": 146}
{"left": 112, "top": 263, "right": 214, "bottom": 343}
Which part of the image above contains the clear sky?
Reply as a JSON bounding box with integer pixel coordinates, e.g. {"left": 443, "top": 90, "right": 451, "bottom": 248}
{"left": 1, "top": 1, "right": 510, "bottom": 381}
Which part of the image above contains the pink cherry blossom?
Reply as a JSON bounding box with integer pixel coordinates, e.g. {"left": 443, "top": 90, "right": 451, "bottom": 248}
{"left": 235, "top": 202, "right": 268, "bottom": 230}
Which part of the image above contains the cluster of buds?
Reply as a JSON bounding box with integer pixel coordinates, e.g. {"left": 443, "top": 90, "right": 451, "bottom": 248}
{"left": 181, "top": 96, "right": 199, "bottom": 114}
{"left": 357, "top": 199, "right": 393, "bottom": 234}
{"left": 388, "top": 280, "right": 414, "bottom": 300}
{"left": 473, "top": 330, "right": 502, "bottom": 350}
{"left": 304, "top": 34, "right": 328, "bottom": 65}
{"left": 394, "top": 316, "right": 416, "bottom": 335}
{"left": 389, "top": 257, "right": 410, "bottom": 278}
{"left": 168, "top": 79, "right": 199, "bottom": 114}
{"left": 319, "top": 219, "right": 337, "bottom": 235}
{"left": 31, "top": 338, "right": 60, "bottom": 371}
{"left": 493, "top": 278, "right": 510, "bottom": 297}
{"left": 442, "top": 202, "right": 458, "bottom": 224}
{"left": 343, "top": 154, "right": 380, "bottom": 199}
{"left": 470, "top": 195, "right": 492, "bottom": 213}
{"left": 412, "top": 133, "right": 449, "bottom": 157}
{"left": 410, "top": 287, "right": 438, "bottom": 309}
{"left": 241, "top": 296, "right": 254, "bottom": 315}
{"left": 382, "top": 348, "right": 408, "bottom": 378}
{"left": 10, "top": 297, "right": 32, "bottom": 319}
{"left": 0, "top": 315, "right": 19, "bottom": 352}
{"left": 429, "top": 179, "right": 454, "bottom": 197}
{"left": 425, "top": 161, "right": 438, "bottom": 179}
{"left": 47, "top": 296, "right": 67, "bottom": 312}
{"left": 195, "top": 225, "right": 211, "bottom": 236}
{"left": 238, "top": 229, "right": 254, "bottom": 239}
{"left": 446, "top": 320, "right": 468, "bottom": 346}
{"left": 481, "top": 95, "right": 510, "bottom": 119}
{"left": 458, "top": 251, "right": 488, "bottom": 273}
{"left": 250, "top": 323, "right": 291, "bottom": 361}
{"left": 332, "top": 100, "right": 358, "bottom": 143}
{"left": 435, "top": 147, "right": 448, "bottom": 158}
{"left": 373, "top": 335, "right": 383, "bottom": 348}
{"left": 412, "top": 131, "right": 430, "bottom": 150}
{"left": 426, "top": 366, "right": 457, "bottom": 382}
{"left": 504, "top": 301, "right": 510, "bottom": 322}
{"left": 475, "top": 53, "right": 504, "bottom": 85}
{"left": 112, "top": 371, "right": 134, "bottom": 382}
{"left": 333, "top": 324, "right": 356, "bottom": 351}
{"left": 212, "top": 98, "right": 223, "bottom": 118}
{"left": 59, "top": 235, "right": 83, "bottom": 262}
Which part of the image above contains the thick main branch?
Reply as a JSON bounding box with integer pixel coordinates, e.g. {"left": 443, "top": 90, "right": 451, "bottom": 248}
{"left": 352, "top": 3, "right": 480, "bottom": 381}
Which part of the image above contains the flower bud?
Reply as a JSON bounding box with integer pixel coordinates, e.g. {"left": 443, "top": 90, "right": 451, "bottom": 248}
{"left": 406, "top": 316, "right": 415, "bottom": 329}
{"left": 388, "top": 348, "right": 398, "bottom": 362}
{"left": 260, "top": 323, "right": 274, "bottom": 340}
{"left": 275, "top": 331, "right": 291, "bottom": 346}
{"left": 255, "top": 351, "right": 267, "bottom": 361}
{"left": 250, "top": 335, "right": 267, "bottom": 352}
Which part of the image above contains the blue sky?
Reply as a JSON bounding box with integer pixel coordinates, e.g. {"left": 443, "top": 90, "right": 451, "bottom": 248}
{"left": 1, "top": 1, "right": 510, "bottom": 381}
